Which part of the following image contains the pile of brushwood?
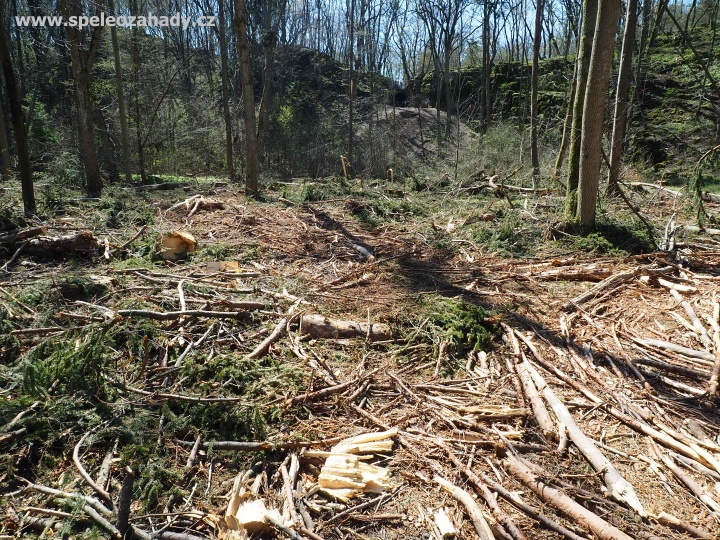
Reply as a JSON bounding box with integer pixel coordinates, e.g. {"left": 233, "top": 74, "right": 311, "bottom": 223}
{"left": 2, "top": 179, "right": 720, "bottom": 539}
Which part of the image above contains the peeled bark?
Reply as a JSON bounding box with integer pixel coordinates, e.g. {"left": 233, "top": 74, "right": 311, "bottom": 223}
{"left": 300, "top": 314, "right": 392, "bottom": 342}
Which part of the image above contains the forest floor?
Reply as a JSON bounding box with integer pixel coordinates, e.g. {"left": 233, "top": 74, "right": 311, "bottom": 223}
{"left": 3, "top": 175, "right": 720, "bottom": 540}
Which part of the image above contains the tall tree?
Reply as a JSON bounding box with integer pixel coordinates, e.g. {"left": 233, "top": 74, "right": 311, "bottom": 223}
{"left": 257, "top": 0, "right": 288, "bottom": 146}
{"left": 234, "top": 0, "right": 259, "bottom": 195}
{"left": 607, "top": 0, "right": 639, "bottom": 194}
{"left": 218, "top": 0, "right": 235, "bottom": 179}
{"left": 481, "top": 0, "right": 495, "bottom": 129}
{"left": 530, "top": 0, "right": 544, "bottom": 182}
{"left": 108, "top": 0, "right": 132, "bottom": 184}
{"left": 59, "top": 0, "right": 104, "bottom": 195}
{"left": 553, "top": 57, "right": 578, "bottom": 181}
{"left": 0, "top": 6, "right": 35, "bottom": 213}
{"left": 576, "top": 0, "right": 621, "bottom": 228}
{"left": 565, "top": 0, "right": 598, "bottom": 217}
{"left": 417, "top": 0, "right": 468, "bottom": 138}
{"left": 130, "top": 0, "right": 148, "bottom": 184}
{"left": 0, "top": 84, "right": 11, "bottom": 181}
{"left": 348, "top": 0, "right": 356, "bottom": 166}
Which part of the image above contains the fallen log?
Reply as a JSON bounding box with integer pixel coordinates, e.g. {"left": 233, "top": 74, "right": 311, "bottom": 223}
{"left": 118, "top": 309, "right": 249, "bottom": 321}
{"left": 523, "top": 358, "right": 646, "bottom": 516}
{"left": 134, "top": 182, "right": 189, "bottom": 191}
{"left": 563, "top": 270, "right": 638, "bottom": 312}
{"left": 502, "top": 454, "right": 633, "bottom": 540}
{"left": 24, "top": 230, "right": 99, "bottom": 255}
{"left": 537, "top": 265, "right": 613, "bottom": 282}
{"left": 0, "top": 225, "right": 47, "bottom": 244}
{"left": 654, "top": 511, "right": 714, "bottom": 539}
{"left": 633, "top": 338, "right": 716, "bottom": 363}
{"left": 300, "top": 313, "right": 392, "bottom": 341}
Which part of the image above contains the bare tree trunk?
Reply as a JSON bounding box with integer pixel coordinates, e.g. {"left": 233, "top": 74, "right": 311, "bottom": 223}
{"left": 234, "top": 0, "right": 259, "bottom": 196}
{"left": 0, "top": 6, "right": 35, "bottom": 214}
{"left": 257, "top": 0, "right": 287, "bottom": 150}
{"left": 607, "top": 0, "right": 638, "bottom": 195}
{"left": 553, "top": 57, "right": 578, "bottom": 181}
{"left": 130, "top": 0, "right": 147, "bottom": 184}
{"left": 565, "top": 0, "right": 597, "bottom": 218}
{"left": 482, "top": 1, "right": 492, "bottom": 130}
{"left": 628, "top": 0, "right": 654, "bottom": 121}
{"left": 348, "top": 0, "right": 356, "bottom": 167}
{"left": 577, "top": 0, "right": 621, "bottom": 228}
{"left": 0, "top": 86, "right": 11, "bottom": 181}
{"left": 108, "top": 0, "right": 132, "bottom": 184}
{"left": 444, "top": 46, "right": 453, "bottom": 139}
{"left": 218, "top": 0, "right": 235, "bottom": 180}
{"left": 530, "top": 0, "right": 544, "bottom": 183}
{"left": 94, "top": 104, "right": 119, "bottom": 182}
{"left": 60, "top": 0, "right": 104, "bottom": 196}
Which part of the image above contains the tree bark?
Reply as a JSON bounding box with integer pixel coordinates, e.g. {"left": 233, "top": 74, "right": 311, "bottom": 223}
{"left": 565, "top": 0, "right": 597, "bottom": 218}
{"left": 60, "top": 0, "right": 104, "bottom": 196}
{"left": 576, "top": 0, "right": 621, "bottom": 228}
{"left": 257, "top": 0, "right": 287, "bottom": 153}
{"left": 530, "top": 0, "right": 544, "bottom": 182}
{"left": 94, "top": 104, "right": 119, "bottom": 183}
{"left": 0, "top": 85, "right": 11, "bottom": 181}
{"left": 218, "top": 0, "right": 235, "bottom": 180}
{"left": 0, "top": 5, "right": 36, "bottom": 213}
{"left": 234, "top": 0, "right": 259, "bottom": 196}
{"left": 348, "top": 0, "right": 356, "bottom": 167}
{"left": 129, "top": 0, "right": 147, "bottom": 184}
{"left": 553, "top": 57, "right": 578, "bottom": 181}
{"left": 108, "top": 0, "right": 132, "bottom": 184}
{"left": 483, "top": 2, "right": 492, "bottom": 130}
{"left": 607, "top": 0, "right": 639, "bottom": 195}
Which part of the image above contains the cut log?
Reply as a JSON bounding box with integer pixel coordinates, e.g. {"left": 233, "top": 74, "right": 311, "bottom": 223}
{"left": 502, "top": 455, "right": 633, "bottom": 540}
{"left": 156, "top": 231, "right": 197, "bottom": 261}
{"left": 24, "top": 230, "right": 99, "bottom": 255}
{"left": 0, "top": 225, "right": 47, "bottom": 244}
{"left": 537, "top": 265, "right": 613, "bottom": 282}
{"left": 563, "top": 270, "right": 638, "bottom": 312}
{"left": 300, "top": 314, "right": 392, "bottom": 341}
{"left": 135, "top": 181, "right": 189, "bottom": 191}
